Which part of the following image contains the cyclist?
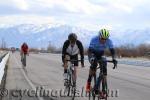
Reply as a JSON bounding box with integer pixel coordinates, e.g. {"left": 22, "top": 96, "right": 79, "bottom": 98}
{"left": 20, "top": 42, "right": 29, "bottom": 66}
{"left": 86, "top": 29, "right": 117, "bottom": 96}
{"left": 62, "top": 33, "right": 84, "bottom": 86}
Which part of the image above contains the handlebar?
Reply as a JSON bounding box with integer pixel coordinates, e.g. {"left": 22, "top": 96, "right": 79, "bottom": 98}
{"left": 65, "top": 59, "right": 117, "bottom": 69}
{"left": 96, "top": 60, "right": 117, "bottom": 69}
{"left": 66, "top": 60, "right": 82, "bottom": 62}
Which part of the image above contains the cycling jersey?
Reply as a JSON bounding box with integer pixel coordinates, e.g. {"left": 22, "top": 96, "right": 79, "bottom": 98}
{"left": 88, "top": 36, "right": 115, "bottom": 75}
{"left": 62, "top": 40, "right": 84, "bottom": 64}
{"left": 89, "top": 36, "right": 114, "bottom": 56}
{"left": 66, "top": 43, "right": 79, "bottom": 55}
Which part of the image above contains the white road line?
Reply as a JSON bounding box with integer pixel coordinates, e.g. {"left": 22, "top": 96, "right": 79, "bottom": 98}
{"left": 13, "top": 55, "right": 44, "bottom": 100}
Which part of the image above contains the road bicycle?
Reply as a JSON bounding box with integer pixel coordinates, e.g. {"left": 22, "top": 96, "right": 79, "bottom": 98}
{"left": 21, "top": 53, "right": 27, "bottom": 67}
{"left": 88, "top": 59, "right": 117, "bottom": 100}
{"left": 64, "top": 59, "right": 82, "bottom": 100}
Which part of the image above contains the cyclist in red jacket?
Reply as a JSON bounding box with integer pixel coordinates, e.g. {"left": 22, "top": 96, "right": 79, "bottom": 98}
{"left": 21, "top": 42, "right": 28, "bottom": 54}
{"left": 20, "top": 42, "right": 29, "bottom": 67}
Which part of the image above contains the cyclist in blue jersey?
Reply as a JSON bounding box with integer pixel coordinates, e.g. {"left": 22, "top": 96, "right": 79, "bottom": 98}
{"left": 86, "top": 29, "right": 117, "bottom": 95}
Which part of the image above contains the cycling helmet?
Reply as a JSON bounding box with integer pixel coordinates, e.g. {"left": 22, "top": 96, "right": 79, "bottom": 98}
{"left": 99, "top": 29, "right": 110, "bottom": 39}
{"left": 68, "top": 33, "right": 77, "bottom": 41}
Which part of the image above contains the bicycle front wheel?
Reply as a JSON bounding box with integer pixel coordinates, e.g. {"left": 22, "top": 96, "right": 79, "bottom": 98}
{"left": 65, "top": 74, "right": 71, "bottom": 97}
{"left": 98, "top": 77, "right": 108, "bottom": 100}
{"left": 88, "top": 75, "right": 96, "bottom": 100}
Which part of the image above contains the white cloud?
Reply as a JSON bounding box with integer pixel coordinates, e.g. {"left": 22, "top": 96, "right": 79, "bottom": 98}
{"left": 13, "top": 0, "right": 29, "bottom": 10}
{"left": 112, "top": 3, "right": 133, "bottom": 13}
{"left": 91, "top": 0, "right": 144, "bottom": 13}
{"left": 0, "top": 0, "right": 150, "bottom": 30}
{"left": 63, "top": 0, "right": 105, "bottom": 14}
{"left": 0, "top": 15, "right": 56, "bottom": 25}
{"left": 0, "top": 0, "right": 14, "bottom": 5}
{"left": 26, "top": 0, "right": 105, "bottom": 14}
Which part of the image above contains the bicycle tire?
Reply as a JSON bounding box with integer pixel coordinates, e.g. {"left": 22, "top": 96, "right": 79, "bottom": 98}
{"left": 71, "top": 87, "right": 76, "bottom": 100}
{"left": 88, "top": 74, "right": 96, "bottom": 100}
{"left": 22, "top": 54, "right": 26, "bottom": 67}
{"left": 71, "top": 68, "right": 77, "bottom": 100}
{"left": 67, "top": 74, "right": 72, "bottom": 96}
{"left": 97, "top": 77, "right": 108, "bottom": 100}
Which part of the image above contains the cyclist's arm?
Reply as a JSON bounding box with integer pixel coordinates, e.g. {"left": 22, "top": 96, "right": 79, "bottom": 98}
{"left": 109, "top": 48, "right": 116, "bottom": 59}
{"left": 107, "top": 39, "right": 116, "bottom": 60}
{"left": 88, "top": 37, "right": 96, "bottom": 58}
{"left": 62, "top": 40, "right": 69, "bottom": 63}
{"left": 77, "top": 40, "right": 84, "bottom": 64}
{"left": 88, "top": 38, "right": 97, "bottom": 63}
{"left": 107, "top": 40, "right": 117, "bottom": 69}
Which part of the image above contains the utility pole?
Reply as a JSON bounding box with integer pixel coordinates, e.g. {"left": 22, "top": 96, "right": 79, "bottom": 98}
{"left": 1, "top": 38, "right": 7, "bottom": 49}
{"left": 1, "top": 38, "right": 4, "bottom": 49}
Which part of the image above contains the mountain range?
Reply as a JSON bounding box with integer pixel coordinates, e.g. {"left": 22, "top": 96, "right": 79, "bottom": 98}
{"left": 0, "top": 24, "right": 149, "bottom": 49}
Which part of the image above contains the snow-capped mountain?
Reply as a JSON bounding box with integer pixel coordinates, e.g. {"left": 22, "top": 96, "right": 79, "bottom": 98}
{"left": 0, "top": 24, "right": 95, "bottom": 48}
{"left": 0, "top": 24, "right": 149, "bottom": 48}
{"left": 111, "top": 29, "right": 150, "bottom": 46}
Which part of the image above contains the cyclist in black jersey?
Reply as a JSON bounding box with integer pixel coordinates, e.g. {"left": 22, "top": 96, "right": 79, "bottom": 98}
{"left": 62, "top": 33, "right": 84, "bottom": 85}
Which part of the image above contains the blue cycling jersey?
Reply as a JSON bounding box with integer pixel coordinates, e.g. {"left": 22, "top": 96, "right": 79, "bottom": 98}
{"left": 89, "top": 36, "right": 114, "bottom": 53}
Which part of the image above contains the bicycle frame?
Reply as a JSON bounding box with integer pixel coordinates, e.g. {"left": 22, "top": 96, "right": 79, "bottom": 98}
{"left": 21, "top": 53, "right": 26, "bottom": 67}
{"left": 64, "top": 60, "right": 81, "bottom": 99}
{"left": 89, "top": 59, "right": 117, "bottom": 100}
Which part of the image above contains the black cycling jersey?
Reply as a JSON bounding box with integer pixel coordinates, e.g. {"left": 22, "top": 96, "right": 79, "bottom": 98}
{"left": 62, "top": 40, "right": 84, "bottom": 64}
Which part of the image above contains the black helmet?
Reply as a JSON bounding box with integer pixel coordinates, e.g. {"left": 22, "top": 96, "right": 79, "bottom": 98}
{"left": 68, "top": 33, "right": 77, "bottom": 42}
{"left": 23, "top": 42, "right": 27, "bottom": 45}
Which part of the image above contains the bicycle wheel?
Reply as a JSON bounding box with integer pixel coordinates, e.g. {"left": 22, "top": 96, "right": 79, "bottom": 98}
{"left": 71, "top": 70, "right": 76, "bottom": 100}
{"left": 104, "top": 79, "right": 108, "bottom": 100}
{"left": 67, "top": 74, "right": 72, "bottom": 96}
{"left": 98, "top": 77, "right": 108, "bottom": 100}
{"left": 22, "top": 54, "right": 26, "bottom": 67}
{"left": 88, "top": 75, "right": 96, "bottom": 100}
{"left": 71, "top": 86, "right": 76, "bottom": 100}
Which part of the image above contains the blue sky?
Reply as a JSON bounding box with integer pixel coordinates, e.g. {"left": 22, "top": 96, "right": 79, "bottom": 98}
{"left": 0, "top": 0, "right": 150, "bottom": 30}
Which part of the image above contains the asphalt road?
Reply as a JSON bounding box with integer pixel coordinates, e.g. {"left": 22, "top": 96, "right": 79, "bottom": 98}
{"left": 3, "top": 52, "right": 150, "bottom": 100}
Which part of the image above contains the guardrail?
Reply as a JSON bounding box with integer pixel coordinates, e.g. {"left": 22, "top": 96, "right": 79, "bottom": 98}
{"left": 0, "top": 52, "right": 9, "bottom": 84}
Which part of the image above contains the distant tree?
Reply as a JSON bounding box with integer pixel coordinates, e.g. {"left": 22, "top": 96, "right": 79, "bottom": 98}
{"left": 29, "top": 48, "right": 39, "bottom": 53}
{"left": 115, "top": 43, "right": 150, "bottom": 58}
{"left": 47, "top": 41, "right": 57, "bottom": 53}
